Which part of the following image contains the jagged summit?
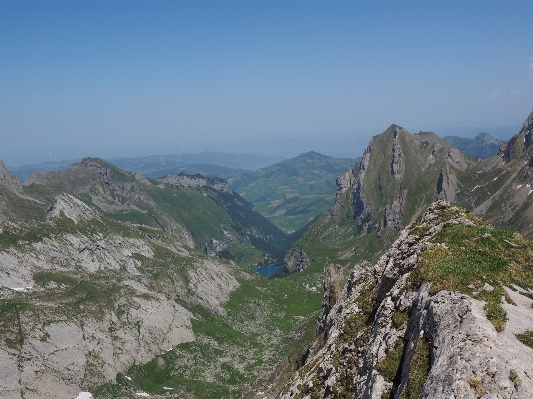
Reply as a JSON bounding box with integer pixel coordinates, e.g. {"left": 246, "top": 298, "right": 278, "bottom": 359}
{"left": 502, "top": 109, "right": 533, "bottom": 163}
{"left": 0, "top": 160, "right": 22, "bottom": 190}
{"left": 455, "top": 109, "right": 533, "bottom": 236}
{"left": 280, "top": 201, "right": 533, "bottom": 398}
{"left": 332, "top": 124, "right": 472, "bottom": 237}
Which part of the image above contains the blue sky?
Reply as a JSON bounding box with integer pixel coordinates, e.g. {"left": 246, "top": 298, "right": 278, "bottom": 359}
{"left": 1, "top": 1, "right": 532, "bottom": 166}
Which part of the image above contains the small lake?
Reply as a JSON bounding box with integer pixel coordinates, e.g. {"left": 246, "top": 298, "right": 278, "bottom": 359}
{"left": 250, "top": 263, "right": 283, "bottom": 277}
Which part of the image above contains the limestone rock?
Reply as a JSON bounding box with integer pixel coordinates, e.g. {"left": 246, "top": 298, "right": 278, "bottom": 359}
{"left": 279, "top": 201, "right": 533, "bottom": 399}
{"left": 47, "top": 193, "right": 100, "bottom": 224}
{"left": 157, "top": 173, "right": 228, "bottom": 191}
{"left": 284, "top": 248, "right": 311, "bottom": 273}
{"left": 0, "top": 161, "right": 21, "bottom": 191}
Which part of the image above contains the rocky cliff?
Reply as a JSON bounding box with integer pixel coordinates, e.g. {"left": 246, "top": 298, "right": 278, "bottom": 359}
{"left": 455, "top": 109, "right": 533, "bottom": 237}
{"left": 0, "top": 190, "right": 244, "bottom": 398}
{"left": 330, "top": 125, "right": 473, "bottom": 243}
{"left": 0, "top": 157, "right": 296, "bottom": 398}
{"left": 156, "top": 172, "right": 228, "bottom": 191}
{"left": 279, "top": 201, "right": 533, "bottom": 399}
{"left": 284, "top": 248, "right": 311, "bottom": 273}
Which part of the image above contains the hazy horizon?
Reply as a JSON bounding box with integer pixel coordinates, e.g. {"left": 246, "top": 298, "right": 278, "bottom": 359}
{"left": 2, "top": 1, "right": 532, "bottom": 167}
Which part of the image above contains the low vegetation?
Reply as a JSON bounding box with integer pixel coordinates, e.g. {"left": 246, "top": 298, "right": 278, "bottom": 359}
{"left": 409, "top": 220, "right": 533, "bottom": 331}
{"left": 400, "top": 336, "right": 430, "bottom": 399}
{"left": 516, "top": 330, "right": 533, "bottom": 349}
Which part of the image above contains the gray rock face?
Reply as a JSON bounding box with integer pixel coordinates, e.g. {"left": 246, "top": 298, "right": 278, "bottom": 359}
{"left": 47, "top": 193, "right": 100, "bottom": 224}
{"left": 0, "top": 161, "right": 22, "bottom": 191}
{"left": 336, "top": 170, "right": 355, "bottom": 196}
{"left": 279, "top": 201, "right": 533, "bottom": 399}
{"left": 503, "top": 110, "right": 533, "bottom": 163}
{"left": 284, "top": 248, "right": 311, "bottom": 273}
{"left": 157, "top": 173, "right": 228, "bottom": 191}
{"left": 390, "top": 127, "right": 405, "bottom": 181}
{"left": 0, "top": 201, "right": 240, "bottom": 398}
{"left": 352, "top": 140, "right": 373, "bottom": 228}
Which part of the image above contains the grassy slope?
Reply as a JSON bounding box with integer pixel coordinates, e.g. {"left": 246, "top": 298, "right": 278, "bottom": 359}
{"left": 0, "top": 206, "right": 324, "bottom": 398}
{"left": 0, "top": 159, "right": 327, "bottom": 398}
{"left": 409, "top": 206, "right": 533, "bottom": 332}
{"left": 92, "top": 263, "right": 325, "bottom": 398}
{"left": 18, "top": 159, "right": 288, "bottom": 265}
{"left": 227, "top": 152, "right": 357, "bottom": 232}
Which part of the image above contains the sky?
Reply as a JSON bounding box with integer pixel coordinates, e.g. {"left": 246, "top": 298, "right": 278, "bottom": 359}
{"left": 1, "top": 0, "right": 533, "bottom": 167}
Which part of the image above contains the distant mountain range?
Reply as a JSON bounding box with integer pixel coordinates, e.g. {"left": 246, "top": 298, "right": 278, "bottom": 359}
{"left": 443, "top": 132, "right": 502, "bottom": 159}
{"left": 435, "top": 125, "right": 520, "bottom": 141}
{"left": 7, "top": 152, "right": 285, "bottom": 183}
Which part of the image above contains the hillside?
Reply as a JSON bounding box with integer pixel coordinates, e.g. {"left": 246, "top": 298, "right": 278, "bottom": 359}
{"left": 280, "top": 201, "right": 533, "bottom": 398}
{"left": 228, "top": 152, "right": 357, "bottom": 232}
{"left": 443, "top": 132, "right": 502, "bottom": 159}
{"left": 0, "top": 158, "right": 329, "bottom": 398}
{"left": 4, "top": 158, "right": 288, "bottom": 263}
{"left": 454, "top": 110, "right": 533, "bottom": 237}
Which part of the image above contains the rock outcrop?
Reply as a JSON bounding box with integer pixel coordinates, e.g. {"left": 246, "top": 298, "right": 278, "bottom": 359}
{"left": 503, "top": 110, "right": 533, "bottom": 163}
{"left": 284, "top": 248, "right": 311, "bottom": 273}
{"left": 279, "top": 201, "right": 533, "bottom": 399}
{"left": 157, "top": 172, "right": 228, "bottom": 191}
{"left": 0, "top": 161, "right": 21, "bottom": 191}
{"left": 47, "top": 193, "right": 100, "bottom": 224}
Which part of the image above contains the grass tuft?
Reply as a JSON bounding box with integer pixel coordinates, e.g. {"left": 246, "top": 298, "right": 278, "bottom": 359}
{"left": 400, "top": 336, "right": 430, "bottom": 399}
{"left": 516, "top": 330, "right": 533, "bottom": 349}
{"left": 375, "top": 339, "right": 405, "bottom": 383}
{"left": 468, "top": 377, "right": 486, "bottom": 397}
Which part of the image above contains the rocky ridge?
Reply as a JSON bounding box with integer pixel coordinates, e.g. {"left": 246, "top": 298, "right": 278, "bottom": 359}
{"left": 284, "top": 248, "right": 311, "bottom": 273}
{"left": 0, "top": 194, "right": 245, "bottom": 398}
{"left": 156, "top": 172, "right": 228, "bottom": 191}
{"left": 279, "top": 201, "right": 533, "bottom": 399}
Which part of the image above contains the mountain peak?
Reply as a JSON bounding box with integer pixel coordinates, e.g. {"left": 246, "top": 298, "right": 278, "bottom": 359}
{"left": 502, "top": 109, "right": 533, "bottom": 163}
{"left": 0, "top": 160, "right": 22, "bottom": 190}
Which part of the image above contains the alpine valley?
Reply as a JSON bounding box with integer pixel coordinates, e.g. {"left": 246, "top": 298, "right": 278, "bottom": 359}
{"left": 1, "top": 109, "right": 533, "bottom": 399}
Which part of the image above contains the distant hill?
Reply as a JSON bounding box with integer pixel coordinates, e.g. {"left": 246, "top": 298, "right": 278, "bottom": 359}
{"left": 436, "top": 125, "right": 520, "bottom": 141}
{"left": 8, "top": 158, "right": 81, "bottom": 183}
{"left": 109, "top": 152, "right": 284, "bottom": 176}
{"left": 227, "top": 151, "right": 358, "bottom": 232}
{"left": 443, "top": 132, "right": 502, "bottom": 159}
{"left": 7, "top": 152, "right": 284, "bottom": 183}
{"left": 144, "top": 163, "right": 244, "bottom": 178}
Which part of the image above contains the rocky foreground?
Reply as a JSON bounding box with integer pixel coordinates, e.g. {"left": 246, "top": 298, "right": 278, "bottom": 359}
{"left": 279, "top": 201, "right": 533, "bottom": 399}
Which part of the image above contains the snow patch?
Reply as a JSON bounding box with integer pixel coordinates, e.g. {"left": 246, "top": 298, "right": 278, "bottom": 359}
{"left": 75, "top": 393, "right": 93, "bottom": 399}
